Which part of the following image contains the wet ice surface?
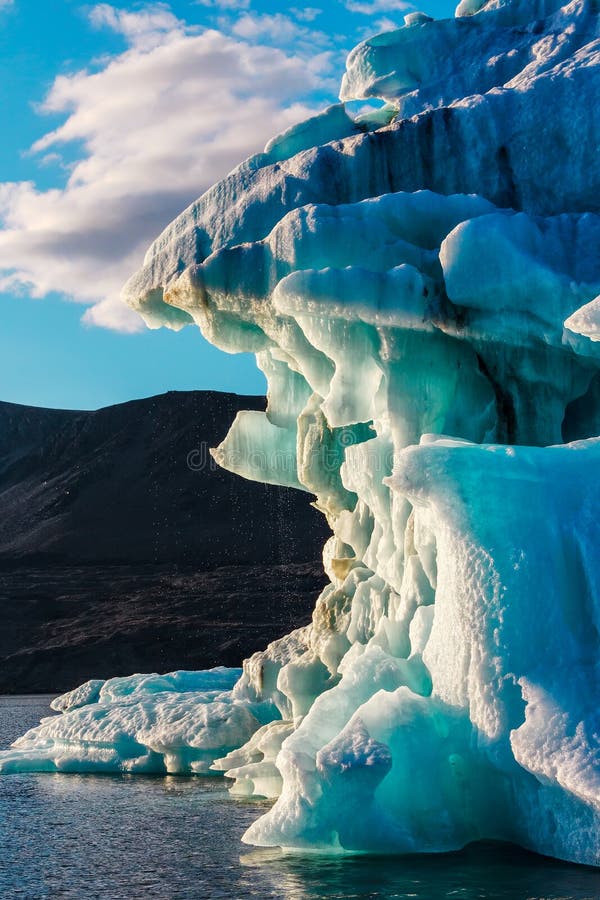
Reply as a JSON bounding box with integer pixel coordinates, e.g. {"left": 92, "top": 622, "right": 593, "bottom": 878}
{"left": 1, "top": 696, "right": 598, "bottom": 899}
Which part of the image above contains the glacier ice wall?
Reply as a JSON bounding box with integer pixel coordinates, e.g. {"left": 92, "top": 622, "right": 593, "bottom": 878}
{"left": 2, "top": 0, "right": 600, "bottom": 867}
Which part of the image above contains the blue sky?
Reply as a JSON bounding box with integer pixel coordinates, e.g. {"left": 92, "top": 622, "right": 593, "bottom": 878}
{"left": 0, "top": 0, "right": 455, "bottom": 410}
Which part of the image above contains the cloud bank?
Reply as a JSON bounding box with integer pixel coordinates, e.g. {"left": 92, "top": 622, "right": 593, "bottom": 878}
{"left": 0, "top": 3, "right": 334, "bottom": 330}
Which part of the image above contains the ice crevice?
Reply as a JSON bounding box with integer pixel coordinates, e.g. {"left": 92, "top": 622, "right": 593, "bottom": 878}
{"left": 2, "top": 0, "right": 600, "bottom": 867}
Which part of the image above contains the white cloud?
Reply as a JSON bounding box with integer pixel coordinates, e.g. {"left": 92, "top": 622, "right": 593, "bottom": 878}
{"left": 194, "top": 0, "right": 251, "bottom": 9}
{"left": 290, "top": 7, "right": 322, "bottom": 22}
{"left": 229, "top": 12, "right": 331, "bottom": 51}
{"left": 345, "top": 0, "right": 411, "bottom": 14}
{"left": 0, "top": 5, "right": 334, "bottom": 331}
{"left": 0, "top": 0, "right": 14, "bottom": 9}
{"left": 89, "top": 2, "right": 186, "bottom": 49}
{"left": 371, "top": 15, "right": 402, "bottom": 30}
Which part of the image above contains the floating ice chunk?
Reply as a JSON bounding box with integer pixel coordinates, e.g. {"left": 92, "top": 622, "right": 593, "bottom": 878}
{"left": 5, "top": 0, "right": 600, "bottom": 870}
{"left": 117, "top": 0, "right": 600, "bottom": 867}
{"left": 0, "top": 669, "right": 276, "bottom": 776}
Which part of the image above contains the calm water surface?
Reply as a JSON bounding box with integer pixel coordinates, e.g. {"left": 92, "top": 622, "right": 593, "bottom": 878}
{"left": 0, "top": 695, "right": 598, "bottom": 899}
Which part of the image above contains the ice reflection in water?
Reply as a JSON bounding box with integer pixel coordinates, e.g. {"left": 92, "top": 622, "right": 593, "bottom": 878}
{"left": 241, "top": 845, "right": 599, "bottom": 900}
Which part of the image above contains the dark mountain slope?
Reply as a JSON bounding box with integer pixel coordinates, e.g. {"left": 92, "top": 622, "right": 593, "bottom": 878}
{"left": 0, "top": 391, "right": 328, "bottom": 692}
{"left": 0, "top": 391, "right": 328, "bottom": 566}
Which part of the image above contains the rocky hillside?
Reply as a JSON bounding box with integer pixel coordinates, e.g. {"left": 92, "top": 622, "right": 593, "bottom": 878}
{"left": 0, "top": 390, "right": 328, "bottom": 566}
{"left": 0, "top": 391, "right": 328, "bottom": 691}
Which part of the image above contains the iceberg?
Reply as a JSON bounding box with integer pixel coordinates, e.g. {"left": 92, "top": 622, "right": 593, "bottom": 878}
{"left": 0, "top": 668, "right": 279, "bottom": 775}
{"left": 2, "top": 0, "right": 599, "bottom": 867}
